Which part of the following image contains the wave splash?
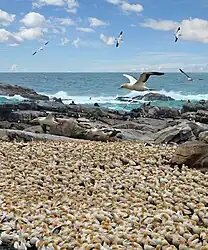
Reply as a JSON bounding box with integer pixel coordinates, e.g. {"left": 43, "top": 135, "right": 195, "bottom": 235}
{"left": 44, "top": 89, "right": 208, "bottom": 105}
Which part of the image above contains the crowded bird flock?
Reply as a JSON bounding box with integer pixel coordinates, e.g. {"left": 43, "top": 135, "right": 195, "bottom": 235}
{"left": 0, "top": 141, "right": 208, "bottom": 250}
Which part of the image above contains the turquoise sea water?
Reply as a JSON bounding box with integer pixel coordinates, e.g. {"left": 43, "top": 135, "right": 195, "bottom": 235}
{"left": 0, "top": 72, "right": 207, "bottom": 111}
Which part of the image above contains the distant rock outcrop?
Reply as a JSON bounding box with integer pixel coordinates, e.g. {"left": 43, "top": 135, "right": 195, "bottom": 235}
{"left": 0, "top": 82, "right": 49, "bottom": 100}
{"left": 142, "top": 93, "right": 174, "bottom": 101}
{"left": 116, "top": 93, "right": 174, "bottom": 102}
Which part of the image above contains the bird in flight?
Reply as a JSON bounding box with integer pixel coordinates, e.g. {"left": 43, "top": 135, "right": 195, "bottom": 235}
{"left": 120, "top": 72, "right": 164, "bottom": 92}
{"left": 179, "top": 68, "right": 193, "bottom": 81}
{"left": 115, "top": 31, "right": 123, "bottom": 48}
{"left": 32, "top": 41, "right": 49, "bottom": 56}
{"left": 174, "top": 27, "right": 181, "bottom": 42}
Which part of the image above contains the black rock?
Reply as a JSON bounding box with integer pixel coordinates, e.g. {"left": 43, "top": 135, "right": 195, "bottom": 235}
{"left": 142, "top": 93, "right": 174, "bottom": 101}
{"left": 182, "top": 100, "right": 208, "bottom": 113}
{"left": 0, "top": 82, "right": 49, "bottom": 100}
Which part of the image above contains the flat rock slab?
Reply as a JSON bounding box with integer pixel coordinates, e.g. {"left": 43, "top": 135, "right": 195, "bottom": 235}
{"left": 0, "top": 129, "right": 89, "bottom": 143}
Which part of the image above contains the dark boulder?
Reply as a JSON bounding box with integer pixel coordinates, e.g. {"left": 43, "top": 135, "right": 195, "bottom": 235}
{"left": 171, "top": 141, "right": 208, "bottom": 172}
{"left": 142, "top": 93, "right": 174, "bottom": 101}
{"left": 182, "top": 100, "right": 208, "bottom": 113}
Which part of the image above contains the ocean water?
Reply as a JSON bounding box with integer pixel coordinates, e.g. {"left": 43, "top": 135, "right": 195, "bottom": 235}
{"left": 0, "top": 72, "right": 207, "bottom": 111}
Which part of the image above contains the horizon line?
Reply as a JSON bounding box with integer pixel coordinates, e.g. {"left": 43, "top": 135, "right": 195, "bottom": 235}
{"left": 0, "top": 71, "right": 207, "bottom": 73}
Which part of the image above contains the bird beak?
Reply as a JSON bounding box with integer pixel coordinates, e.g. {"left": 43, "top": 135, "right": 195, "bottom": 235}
{"left": 30, "top": 118, "right": 38, "bottom": 123}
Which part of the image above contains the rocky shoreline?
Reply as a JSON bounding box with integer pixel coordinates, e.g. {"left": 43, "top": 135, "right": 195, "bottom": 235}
{"left": 0, "top": 81, "right": 208, "bottom": 170}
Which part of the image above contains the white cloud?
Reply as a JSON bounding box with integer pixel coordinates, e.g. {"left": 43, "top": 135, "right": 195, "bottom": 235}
{"left": 66, "top": 0, "right": 79, "bottom": 8}
{"left": 105, "top": 1, "right": 143, "bottom": 14}
{"left": 52, "top": 26, "right": 66, "bottom": 34}
{"left": 141, "top": 18, "right": 208, "bottom": 43}
{"left": 33, "top": 0, "right": 65, "bottom": 8}
{"left": 91, "top": 51, "right": 208, "bottom": 72}
{"left": 120, "top": 2, "right": 143, "bottom": 13}
{"left": 141, "top": 19, "right": 179, "bottom": 31}
{"left": 66, "top": 8, "right": 77, "bottom": 14}
{"left": 88, "top": 17, "right": 109, "bottom": 27}
{"left": 72, "top": 37, "right": 101, "bottom": 49}
{"left": 72, "top": 37, "right": 80, "bottom": 48}
{"left": 57, "top": 17, "right": 76, "bottom": 26}
{"left": 60, "top": 37, "right": 69, "bottom": 45}
{"left": 100, "top": 33, "right": 115, "bottom": 46}
{"left": 33, "top": 0, "right": 79, "bottom": 13}
{"left": 20, "top": 12, "right": 46, "bottom": 27}
{"left": 18, "top": 27, "right": 44, "bottom": 40}
{"left": 9, "top": 64, "right": 18, "bottom": 72}
{"left": 105, "top": 0, "right": 121, "bottom": 5}
{"left": 0, "top": 9, "right": 16, "bottom": 26}
{"left": 76, "top": 27, "right": 94, "bottom": 33}
{"left": 0, "top": 29, "right": 22, "bottom": 46}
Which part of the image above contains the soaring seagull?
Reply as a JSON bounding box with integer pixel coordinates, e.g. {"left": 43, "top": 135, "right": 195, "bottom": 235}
{"left": 179, "top": 68, "right": 193, "bottom": 81}
{"left": 120, "top": 72, "right": 164, "bottom": 92}
{"left": 115, "top": 31, "right": 123, "bottom": 48}
{"left": 30, "top": 113, "right": 59, "bottom": 133}
{"left": 32, "top": 41, "right": 49, "bottom": 56}
{"left": 174, "top": 27, "right": 181, "bottom": 42}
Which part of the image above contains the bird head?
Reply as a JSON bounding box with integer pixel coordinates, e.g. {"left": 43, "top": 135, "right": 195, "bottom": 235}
{"left": 119, "top": 84, "right": 128, "bottom": 89}
{"left": 30, "top": 117, "right": 40, "bottom": 123}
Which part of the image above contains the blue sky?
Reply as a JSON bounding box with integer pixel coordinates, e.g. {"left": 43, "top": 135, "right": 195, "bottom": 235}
{"left": 1, "top": 0, "right": 208, "bottom": 72}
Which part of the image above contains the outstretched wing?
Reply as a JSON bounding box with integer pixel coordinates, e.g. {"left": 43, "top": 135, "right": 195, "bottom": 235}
{"left": 32, "top": 41, "right": 49, "bottom": 56}
{"left": 137, "top": 73, "right": 150, "bottom": 83}
{"left": 179, "top": 68, "right": 191, "bottom": 78}
{"left": 123, "top": 74, "right": 137, "bottom": 84}
{"left": 138, "top": 72, "right": 164, "bottom": 84}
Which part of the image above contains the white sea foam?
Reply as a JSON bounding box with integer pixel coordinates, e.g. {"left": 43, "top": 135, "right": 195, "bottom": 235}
{"left": 0, "top": 95, "right": 25, "bottom": 101}
{"left": 43, "top": 89, "right": 208, "bottom": 105}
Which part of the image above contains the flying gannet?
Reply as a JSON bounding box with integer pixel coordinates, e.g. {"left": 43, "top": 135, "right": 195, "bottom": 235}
{"left": 32, "top": 41, "right": 49, "bottom": 56}
{"left": 116, "top": 31, "right": 123, "bottom": 48}
{"left": 174, "top": 27, "right": 181, "bottom": 42}
{"left": 119, "top": 72, "right": 164, "bottom": 92}
{"left": 30, "top": 113, "right": 59, "bottom": 133}
{"left": 179, "top": 68, "right": 193, "bottom": 81}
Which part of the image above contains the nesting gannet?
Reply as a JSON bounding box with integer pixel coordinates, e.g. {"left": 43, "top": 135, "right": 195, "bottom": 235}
{"left": 115, "top": 31, "right": 123, "bottom": 48}
{"left": 30, "top": 113, "right": 59, "bottom": 133}
{"left": 179, "top": 68, "right": 193, "bottom": 81}
{"left": 32, "top": 41, "right": 49, "bottom": 56}
{"left": 174, "top": 27, "right": 181, "bottom": 42}
{"left": 120, "top": 72, "right": 164, "bottom": 92}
